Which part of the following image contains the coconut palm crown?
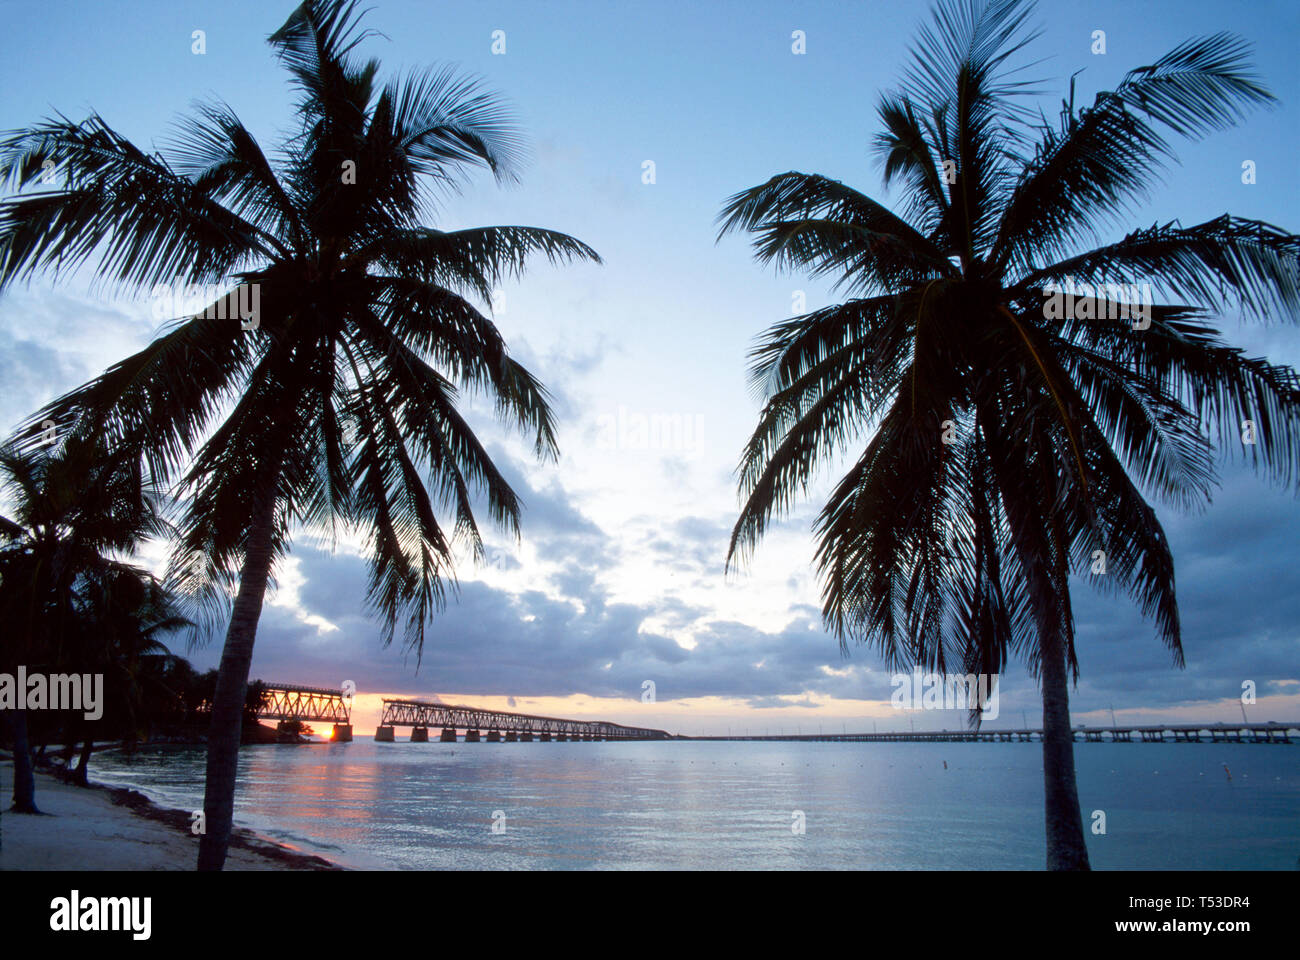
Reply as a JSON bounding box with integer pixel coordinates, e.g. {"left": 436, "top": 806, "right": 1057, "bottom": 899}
{"left": 719, "top": 0, "right": 1300, "bottom": 869}
{"left": 0, "top": 0, "right": 600, "bottom": 868}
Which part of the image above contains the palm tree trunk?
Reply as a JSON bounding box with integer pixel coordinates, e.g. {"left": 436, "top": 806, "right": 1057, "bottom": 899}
{"left": 72, "top": 727, "right": 93, "bottom": 786}
{"left": 196, "top": 492, "right": 278, "bottom": 872}
{"left": 1039, "top": 627, "right": 1091, "bottom": 870}
{"left": 6, "top": 709, "right": 41, "bottom": 813}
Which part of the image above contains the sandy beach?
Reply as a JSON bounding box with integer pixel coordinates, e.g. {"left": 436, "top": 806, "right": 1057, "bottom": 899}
{"left": 0, "top": 760, "right": 342, "bottom": 871}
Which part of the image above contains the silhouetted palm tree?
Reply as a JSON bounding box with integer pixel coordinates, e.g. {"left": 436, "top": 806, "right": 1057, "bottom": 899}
{"left": 0, "top": 442, "right": 170, "bottom": 808}
{"left": 0, "top": 0, "right": 598, "bottom": 869}
{"left": 720, "top": 0, "right": 1300, "bottom": 869}
{"left": 67, "top": 563, "right": 190, "bottom": 781}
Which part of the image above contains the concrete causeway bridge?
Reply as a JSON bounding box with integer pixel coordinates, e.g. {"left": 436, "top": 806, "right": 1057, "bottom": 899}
{"left": 685, "top": 721, "right": 1298, "bottom": 744}
{"left": 374, "top": 698, "right": 671, "bottom": 742}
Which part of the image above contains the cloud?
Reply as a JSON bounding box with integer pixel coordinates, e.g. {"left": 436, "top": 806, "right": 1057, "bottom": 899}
{"left": 0, "top": 290, "right": 155, "bottom": 435}
{"left": 167, "top": 453, "right": 1298, "bottom": 735}
{"left": 5, "top": 285, "right": 1296, "bottom": 734}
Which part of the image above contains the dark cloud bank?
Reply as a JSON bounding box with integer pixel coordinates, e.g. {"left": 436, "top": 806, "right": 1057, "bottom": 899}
{"left": 177, "top": 453, "right": 1299, "bottom": 727}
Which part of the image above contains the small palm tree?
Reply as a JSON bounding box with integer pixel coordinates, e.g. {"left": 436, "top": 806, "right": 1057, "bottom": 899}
{"left": 720, "top": 0, "right": 1300, "bottom": 869}
{"left": 0, "top": 441, "right": 170, "bottom": 808}
{"left": 68, "top": 563, "right": 191, "bottom": 780}
{"left": 0, "top": 0, "right": 598, "bottom": 869}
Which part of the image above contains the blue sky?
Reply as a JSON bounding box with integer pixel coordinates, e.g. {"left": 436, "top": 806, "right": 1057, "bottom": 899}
{"left": 2, "top": 0, "right": 1298, "bottom": 734}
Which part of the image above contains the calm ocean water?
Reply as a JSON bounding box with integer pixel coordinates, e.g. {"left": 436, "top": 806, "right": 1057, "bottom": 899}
{"left": 86, "top": 740, "right": 1300, "bottom": 869}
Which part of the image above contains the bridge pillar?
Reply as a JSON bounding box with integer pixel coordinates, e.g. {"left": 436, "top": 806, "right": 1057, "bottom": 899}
{"left": 519, "top": 732, "right": 533, "bottom": 742}
{"left": 465, "top": 728, "right": 481, "bottom": 742}
{"left": 504, "top": 731, "right": 518, "bottom": 742}
{"left": 375, "top": 725, "right": 395, "bottom": 742}
{"left": 553, "top": 733, "right": 566, "bottom": 741}
{"left": 440, "top": 727, "right": 457, "bottom": 742}
{"left": 411, "top": 726, "right": 429, "bottom": 742}
{"left": 331, "top": 724, "right": 352, "bottom": 742}
{"left": 539, "top": 732, "right": 552, "bottom": 741}
{"left": 487, "top": 729, "right": 502, "bottom": 742}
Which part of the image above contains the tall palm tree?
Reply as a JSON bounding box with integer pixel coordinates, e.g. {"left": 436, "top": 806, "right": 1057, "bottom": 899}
{"left": 0, "top": 0, "right": 599, "bottom": 870}
{"left": 719, "top": 0, "right": 1300, "bottom": 869}
{"left": 0, "top": 441, "right": 170, "bottom": 809}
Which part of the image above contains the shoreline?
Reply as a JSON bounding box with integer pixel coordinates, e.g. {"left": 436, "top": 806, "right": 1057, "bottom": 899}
{"left": 0, "top": 761, "right": 345, "bottom": 871}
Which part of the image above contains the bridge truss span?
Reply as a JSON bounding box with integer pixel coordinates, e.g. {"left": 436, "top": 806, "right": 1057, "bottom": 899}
{"left": 378, "top": 699, "right": 669, "bottom": 741}
{"left": 258, "top": 684, "right": 352, "bottom": 724}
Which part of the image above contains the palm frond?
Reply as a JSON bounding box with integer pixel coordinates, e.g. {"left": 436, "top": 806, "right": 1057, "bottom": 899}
{"left": 993, "top": 33, "right": 1276, "bottom": 273}
{"left": 0, "top": 114, "right": 279, "bottom": 294}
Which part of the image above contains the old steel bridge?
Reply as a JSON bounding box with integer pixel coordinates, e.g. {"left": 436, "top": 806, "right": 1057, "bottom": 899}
{"left": 239, "top": 684, "right": 1295, "bottom": 747}
{"left": 250, "top": 683, "right": 354, "bottom": 742}
{"left": 375, "top": 698, "right": 670, "bottom": 742}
